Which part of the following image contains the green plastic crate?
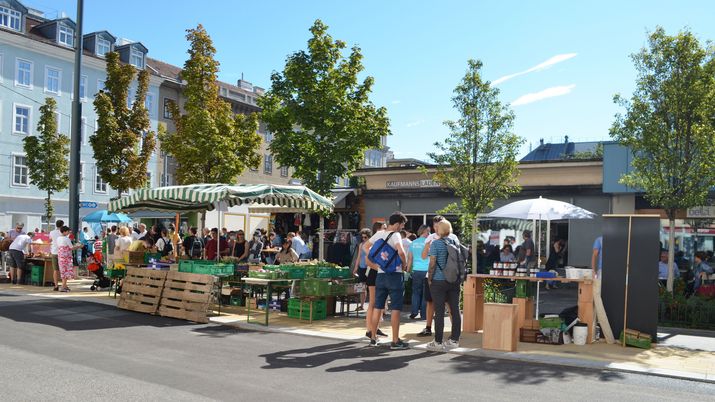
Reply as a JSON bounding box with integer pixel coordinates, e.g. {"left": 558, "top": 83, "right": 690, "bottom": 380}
{"left": 288, "top": 298, "right": 327, "bottom": 311}
{"left": 178, "top": 260, "right": 194, "bottom": 272}
{"left": 191, "top": 261, "right": 233, "bottom": 275}
{"left": 284, "top": 266, "right": 306, "bottom": 279}
{"left": 333, "top": 268, "right": 353, "bottom": 279}
{"left": 539, "top": 317, "right": 563, "bottom": 329}
{"left": 329, "top": 283, "right": 347, "bottom": 295}
{"left": 619, "top": 332, "right": 652, "bottom": 349}
{"left": 300, "top": 279, "right": 330, "bottom": 296}
{"left": 316, "top": 267, "right": 334, "bottom": 278}
{"left": 288, "top": 306, "right": 327, "bottom": 320}
{"left": 248, "top": 271, "right": 272, "bottom": 279}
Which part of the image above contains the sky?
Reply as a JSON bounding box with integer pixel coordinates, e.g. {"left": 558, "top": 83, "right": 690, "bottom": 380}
{"left": 32, "top": 0, "right": 715, "bottom": 160}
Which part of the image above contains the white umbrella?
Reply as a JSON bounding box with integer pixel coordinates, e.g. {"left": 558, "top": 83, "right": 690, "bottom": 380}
{"left": 486, "top": 196, "right": 596, "bottom": 318}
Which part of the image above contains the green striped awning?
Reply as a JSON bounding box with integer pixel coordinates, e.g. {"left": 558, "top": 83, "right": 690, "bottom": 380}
{"left": 108, "top": 183, "right": 334, "bottom": 214}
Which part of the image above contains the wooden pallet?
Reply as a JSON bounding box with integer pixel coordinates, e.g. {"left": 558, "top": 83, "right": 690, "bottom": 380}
{"left": 158, "top": 271, "right": 215, "bottom": 323}
{"left": 117, "top": 268, "right": 168, "bottom": 314}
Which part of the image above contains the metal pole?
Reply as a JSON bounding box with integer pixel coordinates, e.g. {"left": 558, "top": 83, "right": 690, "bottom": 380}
{"left": 319, "top": 216, "right": 324, "bottom": 261}
{"left": 68, "top": 0, "right": 84, "bottom": 240}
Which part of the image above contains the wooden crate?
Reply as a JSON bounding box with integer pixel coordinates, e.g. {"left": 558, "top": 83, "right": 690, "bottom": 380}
{"left": 482, "top": 303, "right": 519, "bottom": 352}
{"left": 158, "top": 271, "right": 216, "bottom": 323}
{"left": 117, "top": 268, "right": 168, "bottom": 314}
{"left": 513, "top": 297, "right": 535, "bottom": 329}
{"left": 520, "top": 328, "right": 541, "bottom": 343}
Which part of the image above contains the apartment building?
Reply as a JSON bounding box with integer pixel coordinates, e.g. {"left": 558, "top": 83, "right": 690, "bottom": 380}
{"left": 0, "top": 1, "right": 161, "bottom": 231}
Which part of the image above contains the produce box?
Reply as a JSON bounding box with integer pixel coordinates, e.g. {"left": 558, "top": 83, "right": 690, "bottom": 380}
{"left": 288, "top": 297, "right": 327, "bottom": 311}
{"left": 539, "top": 316, "right": 563, "bottom": 329}
{"left": 263, "top": 265, "right": 281, "bottom": 271}
{"left": 124, "top": 250, "right": 145, "bottom": 264}
{"left": 191, "top": 262, "right": 233, "bottom": 275}
{"left": 283, "top": 266, "right": 306, "bottom": 279}
{"left": 300, "top": 279, "right": 330, "bottom": 296}
{"left": 178, "top": 260, "right": 194, "bottom": 273}
{"left": 316, "top": 267, "right": 334, "bottom": 278}
{"left": 288, "top": 306, "right": 327, "bottom": 321}
{"left": 248, "top": 271, "right": 272, "bottom": 279}
{"left": 303, "top": 265, "right": 317, "bottom": 278}
{"left": 333, "top": 268, "right": 353, "bottom": 279}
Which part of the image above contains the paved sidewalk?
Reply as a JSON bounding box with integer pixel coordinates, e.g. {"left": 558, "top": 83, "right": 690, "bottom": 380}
{"left": 2, "top": 281, "right": 714, "bottom": 383}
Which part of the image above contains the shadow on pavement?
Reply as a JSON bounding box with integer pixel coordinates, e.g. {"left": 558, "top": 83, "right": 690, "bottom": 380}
{"left": 261, "top": 341, "right": 626, "bottom": 382}
{"left": 0, "top": 298, "right": 195, "bottom": 331}
{"left": 191, "top": 324, "right": 260, "bottom": 338}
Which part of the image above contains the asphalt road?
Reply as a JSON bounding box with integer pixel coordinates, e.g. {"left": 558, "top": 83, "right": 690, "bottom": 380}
{"left": 1, "top": 292, "right": 713, "bottom": 402}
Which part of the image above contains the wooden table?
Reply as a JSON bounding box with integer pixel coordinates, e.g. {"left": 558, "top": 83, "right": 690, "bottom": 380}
{"left": 464, "top": 274, "right": 594, "bottom": 344}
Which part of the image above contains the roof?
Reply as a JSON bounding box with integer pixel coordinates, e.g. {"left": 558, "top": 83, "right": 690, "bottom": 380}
{"left": 84, "top": 30, "right": 117, "bottom": 42}
{"left": 115, "top": 41, "right": 148, "bottom": 54}
{"left": 520, "top": 140, "right": 602, "bottom": 162}
{"left": 146, "top": 57, "right": 182, "bottom": 81}
{"left": 32, "top": 17, "right": 76, "bottom": 30}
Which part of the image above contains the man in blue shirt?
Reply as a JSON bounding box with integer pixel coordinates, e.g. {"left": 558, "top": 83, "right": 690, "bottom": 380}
{"left": 658, "top": 250, "right": 680, "bottom": 280}
{"left": 407, "top": 225, "right": 430, "bottom": 320}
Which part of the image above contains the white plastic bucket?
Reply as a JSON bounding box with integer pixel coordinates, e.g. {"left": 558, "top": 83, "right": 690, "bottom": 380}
{"left": 573, "top": 324, "right": 588, "bottom": 345}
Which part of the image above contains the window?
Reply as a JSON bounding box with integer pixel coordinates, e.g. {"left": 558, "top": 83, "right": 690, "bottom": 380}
{"left": 13, "top": 104, "right": 31, "bottom": 135}
{"left": 264, "top": 154, "right": 273, "bottom": 175}
{"left": 344, "top": 178, "right": 350, "bottom": 187}
{"left": 45, "top": 66, "right": 61, "bottom": 95}
{"left": 145, "top": 93, "right": 154, "bottom": 116}
{"left": 145, "top": 171, "right": 152, "bottom": 188}
{"left": 96, "top": 37, "right": 111, "bottom": 56}
{"left": 280, "top": 166, "right": 289, "bottom": 177}
{"left": 0, "top": 6, "right": 21, "bottom": 31}
{"left": 97, "top": 79, "right": 106, "bottom": 93}
{"left": 15, "top": 58, "right": 32, "bottom": 88}
{"left": 58, "top": 25, "right": 74, "bottom": 47}
{"left": 79, "top": 75, "right": 87, "bottom": 99}
{"left": 12, "top": 155, "right": 28, "bottom": 186}
{"left": 163, "top": 98, "right": 173, "bottom": 119}
{"left": 95, "top": 167, "right": 107, "bottom": 193}
{"left": 130, "top": 48, "right": 144, "bottom": 68}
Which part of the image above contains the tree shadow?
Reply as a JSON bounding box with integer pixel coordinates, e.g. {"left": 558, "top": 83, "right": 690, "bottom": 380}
{"left": 0, "top": 298, "right": 195, "bottom": 331}
{"left": 191, "top": 324, "right": 260, "bottom": 338}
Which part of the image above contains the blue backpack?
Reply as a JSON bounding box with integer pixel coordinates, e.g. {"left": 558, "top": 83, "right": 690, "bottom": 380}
{"left": 368, "top": 232, "right": 402, "bottom": 273}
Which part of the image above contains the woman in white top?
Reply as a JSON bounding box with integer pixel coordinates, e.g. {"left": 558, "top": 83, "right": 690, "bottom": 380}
{"left": 114, "top": 226, "right": 133, "bottom": 266}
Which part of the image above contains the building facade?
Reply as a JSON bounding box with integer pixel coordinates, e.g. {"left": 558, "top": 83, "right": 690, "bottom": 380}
{"left": 0, "top": 1, "right": 161, "bottom": 231}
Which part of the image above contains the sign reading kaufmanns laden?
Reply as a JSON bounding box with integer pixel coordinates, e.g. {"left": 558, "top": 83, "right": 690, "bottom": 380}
{"left": 385, "top": 179, "right": 440, "bottom": 189}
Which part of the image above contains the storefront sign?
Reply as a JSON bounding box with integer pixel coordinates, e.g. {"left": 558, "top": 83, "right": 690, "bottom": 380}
{"left": 687, "top": 206, "right": 715, "bottom": 218}
{"left": 385, "top": 179, "right": 440, "bottom": 189}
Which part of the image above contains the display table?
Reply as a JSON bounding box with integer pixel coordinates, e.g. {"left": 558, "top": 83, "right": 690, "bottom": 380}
{"left": 240, "top": 277, "right": 293, "bottom": 326}
{"left": 26, "top": 257, "right": 54, "bottom": 286}
{"left": 464, "top": 274, "right": 594, "bottom": 343}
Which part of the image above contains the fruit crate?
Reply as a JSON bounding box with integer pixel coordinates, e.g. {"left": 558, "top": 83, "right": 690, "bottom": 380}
{"left": 248, "top": 271, "right": 272, "bottom": 279}
{"left": 303, "top": 266, "right": 317, "bottom": 278}
{"left": 30, "top": 265, "right": 44, "bottom": 285}
{"left": 333, "top": 268, "right": 353, "bottom": 279}
{"left": 316, "top": 267, "right": 334, "bottom": 278}
{"left": 191, "top": 261, "right": 234, "bottom": 275}
{"left": 287, "top": 306, "right": 327, "bottom": 321}
{"left": 300, "top": 279, "right": 330, "bottom": 296}
{"left": 178, "top": 260, "right": 194, "bottom": 273}
{"left": 283, "top": 266, "right": 306, "bottom": 279}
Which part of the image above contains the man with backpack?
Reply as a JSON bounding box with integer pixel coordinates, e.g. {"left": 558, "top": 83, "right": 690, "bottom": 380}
{"left": 363, "top": 212, "right": 410, "bottom": 350}
{"left": 182, "top": 227, "right": 204, "bottom": 259}
{"left": 426, "top": 218, "right": 469, "bottom": 351}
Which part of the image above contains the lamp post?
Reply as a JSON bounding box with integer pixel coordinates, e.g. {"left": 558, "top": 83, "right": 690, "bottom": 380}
{"left": 68, "top": 0, "right": 84, "bottom": 240}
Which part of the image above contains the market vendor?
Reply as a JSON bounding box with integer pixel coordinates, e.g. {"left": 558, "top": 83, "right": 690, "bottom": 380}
{"left": 128, "top": 236, "right": 155, "bottom": 252}
{"left": 274, "top": 239, "right": 299, "bottom": 264}
{"left": 247, "top": 230, "right": 264, "bottom": 263}
{"left": 8, "top": 231, "right": 34, "bottom": 284}
{"left": 205, "top": 228, "right": 229, "bottom": 260}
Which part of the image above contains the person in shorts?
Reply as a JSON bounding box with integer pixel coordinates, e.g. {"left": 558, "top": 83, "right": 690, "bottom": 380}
{"left": 352, "top": 228, "right": 372, "bottom": 311}
{"left": 8, "top": 232, "right": 33, "bottom": 284}
{"left": 363, "top": 212, "right": 409, "bottom": 350}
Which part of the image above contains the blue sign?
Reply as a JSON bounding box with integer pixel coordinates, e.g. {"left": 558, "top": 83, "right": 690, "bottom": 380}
{"left": 79, "top": 201, "right": 98, "bottom": 209}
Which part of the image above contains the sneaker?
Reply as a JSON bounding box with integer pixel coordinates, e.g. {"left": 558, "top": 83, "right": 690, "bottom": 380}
{"left": 390, "top": 339, "right": 409, "bottom": 350}
{"left": 369, "top": 338, "right": 379, "bottom": 347}
{"left": 59, "top": 287, "right": 70, "bottom": 293}
{"left": 444, "top": 339, "right": 460, "bottom": 349}
{"left": 53, "top": 286, "right": 59, "bottom": 291}
{"left": 376, "top": 329, "right": 387, "bottom": 337}
{"left": 365, "top": 331, "right": 372, "bottom": 338}
{"left": 409, "top": 313, "right": 418, "bottom": 319}
{"left": 417, "top": 328, "right": 432, "bottom": 337}
{"left": 426, "top": 340, "right": 445, "bottom": 351}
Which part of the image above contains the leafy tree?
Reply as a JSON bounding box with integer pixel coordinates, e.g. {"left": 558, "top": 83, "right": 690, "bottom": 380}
{"left": 159, "top": 24, "right": 261, "bottom": 185}
{"left": 611, "top": 27, "right": 715, "bottom": 292}
{"left": 259, "top": 19, "right": 390, "bottom": 196}
{"left": 91, "top": 51, "right": 156, "bottom": 197}
{"left": 429, "top": 59, "right": 524, "bottom": 238}
{"left": 22, "top": 97, "right": 70, "bottom": 228}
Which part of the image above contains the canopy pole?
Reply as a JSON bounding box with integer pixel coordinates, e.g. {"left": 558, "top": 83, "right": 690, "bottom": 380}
{"left": 546, "top": 219, "right": 551, "bottom": 260}
{"left": 217, "top": 201, "right": 223, "bottom": 261}
{"left": 319, "top": 216, "right": 324, "bottom": 262}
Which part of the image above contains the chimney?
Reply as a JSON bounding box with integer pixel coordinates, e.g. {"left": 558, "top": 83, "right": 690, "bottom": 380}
{"left": 539, "top": 138, "right": 544, "bottom": 146}
{"left": 564, "top": 135, "right": 569, "bottom": 144}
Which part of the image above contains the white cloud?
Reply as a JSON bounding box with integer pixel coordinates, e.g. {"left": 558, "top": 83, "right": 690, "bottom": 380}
{"left": 406, "top": 119, "right": 424, "bottom": 128}
{"left": 391, "top": 100, "right": 402, "bottom": 105}
{"left": 511, "top": 84, "right": 576, "bottom": 106}
{"left": 492, "top": 53, "right": 577, "bottom": 85}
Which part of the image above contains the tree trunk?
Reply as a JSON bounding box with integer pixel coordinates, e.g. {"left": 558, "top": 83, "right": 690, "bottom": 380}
{"left": 666, "top": 216, "right": 676, "bottom": 293}
{"left": 45, "top": 190, "right": 53, "bottom": 232}
{"left": 472, "top": 216, "right": 479, "bottom": 274}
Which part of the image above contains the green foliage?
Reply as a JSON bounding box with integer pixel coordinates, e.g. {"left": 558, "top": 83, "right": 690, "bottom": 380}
{"left": 610, "top": 27, "right": 715, "bottom": 217}
{"left": 160, "top": 24, "right": 261, "bottom": 184}
{"left": 429, "top": 60, "right": 524, "bottom": 229}
{"left": 91, "top": 51, "right": 156, "bottom": 196}
{"left": 259, "top": 19, "right": 390, "bottom": 196}
{"left": 566, "top": 143, "right": 603, "bottom": 160}
{"left": 22, "top": 97, "right": 70, "bottom": 225}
